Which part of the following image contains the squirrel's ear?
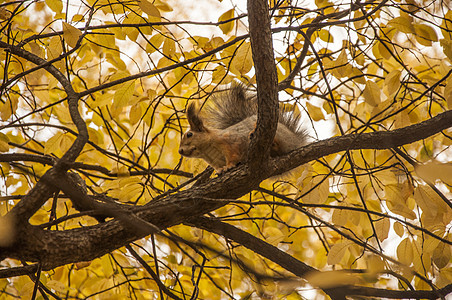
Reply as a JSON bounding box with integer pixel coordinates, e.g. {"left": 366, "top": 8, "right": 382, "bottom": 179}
{"left": 187, "top": 102, "right": 207, "bottom": 132}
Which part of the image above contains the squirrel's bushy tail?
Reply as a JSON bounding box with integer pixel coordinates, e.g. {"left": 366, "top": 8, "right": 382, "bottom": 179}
{"left": 203, "top": 83, "right": 307, "bottom": 151}
{"left": 204, "top": 83, "right": 257, "bottom": 129}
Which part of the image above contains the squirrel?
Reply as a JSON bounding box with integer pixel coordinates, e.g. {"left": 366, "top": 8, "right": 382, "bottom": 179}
{"left": 179, "top": 83, "right": 308, "bottom": 173}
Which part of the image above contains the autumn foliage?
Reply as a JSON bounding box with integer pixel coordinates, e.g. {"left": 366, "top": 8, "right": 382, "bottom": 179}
{"left": 0, "top": 0, "right": 451, "bottom": 299}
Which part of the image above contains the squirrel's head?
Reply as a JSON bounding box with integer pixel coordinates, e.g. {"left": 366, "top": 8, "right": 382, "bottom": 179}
{"left": 179, "top": 102, "right": 210, "bottom": 158}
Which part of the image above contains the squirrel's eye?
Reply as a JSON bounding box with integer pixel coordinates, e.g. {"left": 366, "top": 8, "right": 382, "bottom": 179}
{"left": 186, "top": 132, "right": 193, "bottom": 138}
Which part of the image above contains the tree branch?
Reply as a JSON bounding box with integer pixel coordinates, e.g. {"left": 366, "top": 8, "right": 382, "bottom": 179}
{"left": 189, "top": 217, "right": 451, "bottom": 299}
{"left": 273, "top": 110, "right": 452, "bottom": 176}
{"left": 0, "top": 40, "right": 89, "bottom": 220}
{"left": 247, "top": 0, "right": 279, "bottom": 176}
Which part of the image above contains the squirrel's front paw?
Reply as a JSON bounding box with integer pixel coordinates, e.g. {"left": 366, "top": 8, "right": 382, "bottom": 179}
{"left": 217, "top": 162, "right": 242, "bottom": 175}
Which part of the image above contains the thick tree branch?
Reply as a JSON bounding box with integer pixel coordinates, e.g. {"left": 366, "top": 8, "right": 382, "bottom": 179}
{"left": 247, "top": 0, "right": 279, "bottom": 176}
{"left": 187, "top": 217, "right": 317, "bottom": 276}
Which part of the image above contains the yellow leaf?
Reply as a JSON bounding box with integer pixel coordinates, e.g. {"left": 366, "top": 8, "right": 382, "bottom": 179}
{"left": 113, "top": 80, "right": 136, "bottom": 111}
{"left": 45, "top": 0, "right": 62, "bottom": 13}
{"left": 218, "top": 9, "right": 235, "bottom": 35}
{"left": 306, "top": 102, "right": 325, "bottom": 121}
{"left": 414, "top": 24, "right": 438, "bottom": 46}
{"left": 353, "top": 10, "right": 365, "bottom": 31}
{"left": 54, "top": 12, "right": 66, "bottom": 20}
{"left": 397, "top": 238, "right": 414, "bottom": 265}
{"left": 47, "top": 36, "right": 63, "bottom": 60}
{"left": 384, "top": 70, "right": 401, "bottom": 98}
{"left": 374, "top": 217, "right": 390, "bottom": 242}
{"left": 416, "top": 162, "right": 452, "bottom": 185}
{"left": 0, "top": 7, "right": 12, "bottom": 20}
{"left": 62, "top": 22, "right": 82, "bottom": 48}
{"left": 44, "top": 132, "right": 64, "bottom": 155}
{"left": 414, "top": 185, "right": 449, "bottom": 217}
{"left": 332, "top": 207, "right": 348, "bottom": 226}
{"left": 385, "top": 183, "right": 416, "bottom": 219}
{"left": 29, "top": 42, "right": 42, "bottom": 56}
{"left": 394, "top": 221, "right": 404, "bottom": 237}
{"left": 129, "top": 103, "right": 142, "bottom": 125}
{"left": 322, "top": 100, "right": 333, "bottom": 114}
{"left": 315, "top": 0, "right": 333, "bottom": 9}
{"left": 319, "top": 29, "right": 333, "bottom": 43}
{"left": 367, "top": 256, "right": 385, "bottom": 275}
{"left": 0, "top": 140, "right": 8, "bottom": 153}
{"left": 363, "top": 80, "right": 381, "bottom": 107}
{"left": 0, "top": 96, "right": 18, "bottom": 121}
{"left": 377, "top": 40, "right": 392, "bottom": 60}
{"left": 0, "top": 133, "right": 9, "bottom": 152}
{"left": 263, "top": 226, "right": 285, "bottom": 244}
{"left": 327, "top": 241, "right": 353, "bottom": 265}
{"left": 432, "top": 243, "right": 451, "bottom": 269}
{"left": 119, "top": 183, "right": 143, "bottom": 202}
{"left": 46, "top": 280, "right": 67, "bottom": 293}
{"left": 60, "top": 134, "right": 74, "bottom": 153}
{"left": 231, "top": 42, "right": 252, "bottom": 75}
{"left": 388, "top": 16, "right": 413, "bottom": 34}
{"left": 154, "top": 0, "right": 172, "bottom": 12}
{"left": 440, "top": 39, "right": 452, "bottom": 62}
{"left": 138, "top": 0, "right": 160, "bottom": 18}
{"left": 71, "top": 14, "right": 84, "bottom": 22}
{"left": 441, "top": 10, "right": 452, "bottom": 41}
{"left": 332, "top": 50, "right": 350, "bottom": 78}
{"left": 146, "top": 34, "right": 164, "bottom": 53}
{"left": 162, "top": 37, "right": 176, "bottom": 57}
{"left": 413, "top": 185, "right": 436, "bottom": 217}
{"left": 212, "top": 66, "right": 228, "bottom": 84}
{"left": 350, "top": 67, "right": 366, "bottom": 84}
{"left": 299, "top": 175, "right": 329, "bottom": 204}
{"left": 92, "top": 92, "right": 114, "bottom": 108}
